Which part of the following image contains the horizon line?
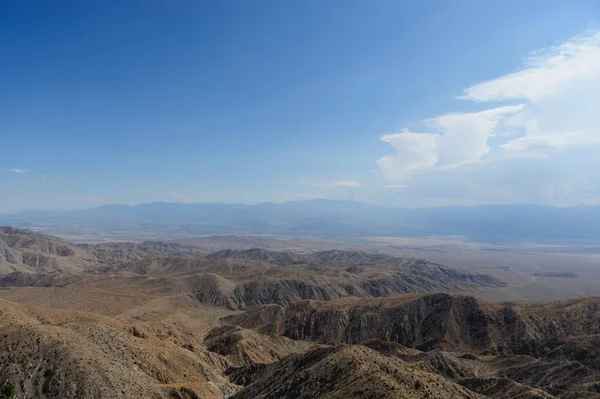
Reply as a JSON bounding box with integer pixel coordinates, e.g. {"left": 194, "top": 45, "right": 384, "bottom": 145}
{"left": 2, "top": 199, "right": 600, "bottom": 215}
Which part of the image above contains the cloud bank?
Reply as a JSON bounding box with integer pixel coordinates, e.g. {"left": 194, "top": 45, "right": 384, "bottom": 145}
{"left": 377, "top": 30, "right": 600, "bottom": 205}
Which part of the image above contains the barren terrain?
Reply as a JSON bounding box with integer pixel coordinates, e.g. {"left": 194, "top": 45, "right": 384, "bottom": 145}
{"left": 2, "top": 227, "right": 600, "bottom": 398}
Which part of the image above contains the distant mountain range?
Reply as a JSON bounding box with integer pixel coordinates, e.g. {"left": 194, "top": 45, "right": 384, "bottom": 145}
{"left": 2, "top": 199, "right": 600, "bottom": 242}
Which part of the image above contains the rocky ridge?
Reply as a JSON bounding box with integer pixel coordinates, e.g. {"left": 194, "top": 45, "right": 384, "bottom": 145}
{"left": 3, "top": 227, "right": 600, "bottom": 398}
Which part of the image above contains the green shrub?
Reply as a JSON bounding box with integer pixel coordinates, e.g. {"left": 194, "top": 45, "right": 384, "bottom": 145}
{"left": 0, "top": 382, "right": 17, "bottom": 399}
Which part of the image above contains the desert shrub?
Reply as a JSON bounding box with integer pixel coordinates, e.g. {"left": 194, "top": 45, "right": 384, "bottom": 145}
{"left": 0, "top": 382, "right": 17, "bottom": 399}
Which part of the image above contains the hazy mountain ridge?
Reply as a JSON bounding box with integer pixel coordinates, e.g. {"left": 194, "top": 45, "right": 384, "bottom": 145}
{"left": 4, "top": 200, "right": 600, "bottom": 242}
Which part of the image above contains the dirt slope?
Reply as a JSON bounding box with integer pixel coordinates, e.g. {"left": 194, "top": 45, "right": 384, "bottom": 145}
{"left": 228, "top": 345, "right": 486, "bottom": 399}
{"left": 0, "top": 297, "right": 238, "bottom": 399}
{"left": 224, "top": 293, "right": 600, "bottom": 353}
{"left": 0, "top": 227, "right": 98, "bottom": 274}
{"left": 118, "top": 252, "right": 505, "bottom": 310}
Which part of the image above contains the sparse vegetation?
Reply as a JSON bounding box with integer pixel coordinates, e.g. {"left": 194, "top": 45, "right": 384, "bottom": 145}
{"left": 0, "top": 382, "right": 17, "bottom": 399}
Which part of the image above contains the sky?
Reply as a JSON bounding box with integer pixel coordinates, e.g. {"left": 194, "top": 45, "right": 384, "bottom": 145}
{"left": 1, "top": 0, "right": 599, "bottom": 212}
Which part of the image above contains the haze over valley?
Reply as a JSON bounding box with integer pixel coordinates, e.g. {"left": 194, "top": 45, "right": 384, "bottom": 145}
{"left": 4, "top": 199, "right": 600, "bottom": 243}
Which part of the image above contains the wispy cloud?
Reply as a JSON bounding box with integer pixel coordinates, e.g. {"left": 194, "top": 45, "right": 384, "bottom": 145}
{"left": 168, "top": 190, "right": 190, "bottom": 202}
{"left": 383, "top": 184, "right": 408, "bottom": 189}
{"left": 299, "top": 180, "right": 362, "bottom": 188}
{"left": 8, "top": 168, "right": 26, "bottom": 174}
{"left": 458, "top": 30, "right": 600, "bottom": 102}
{"left": 461, "top": 30, "right": 600, "bottom": 155}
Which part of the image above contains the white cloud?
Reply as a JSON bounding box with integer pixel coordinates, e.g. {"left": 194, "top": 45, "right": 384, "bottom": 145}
{"left": 498, "top": 81, "right": 600, "bottom": 155}
{"left": 388, "top": 149, "right": 600, "bottom": 207}
{"left": 431, "top": 105, "right": 525, "bottom": 167}
{"left": 459, "top": 30, "right": 600, "bottom": 102}
{"left": 376, "top": 29, "right": 600, "bottom": 204}
{"left": 8, "top": 168, "right": 26, "bottom": 173}
{"left": 377, "top": 130, "right": 437, "bottom": 181}
{"left": 377, "top": 105, "right": 524, "bottom": 181}
{"left": 168, "top": 190, "right": 190, "bottom": 202}
{"left": 300, "top": 180, "right": 362, "bottom": 188}
{"left": 501, "top": 131, "right": 600, "bottom": 154}
{"left": 462, "top": 30, "right": 600, "bottom": 155}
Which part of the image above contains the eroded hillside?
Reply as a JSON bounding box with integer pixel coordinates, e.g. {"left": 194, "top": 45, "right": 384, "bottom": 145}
{"left": 1, "top": 228, "right": 600, "bottom": 398}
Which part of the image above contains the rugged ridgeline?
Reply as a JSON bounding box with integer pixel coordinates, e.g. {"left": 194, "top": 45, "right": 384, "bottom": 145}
{"left": 0, "top": 227, "right": 199, "bottom": 273}
{"left": 227, "top": 345, "right": 486, "bottom": 399}
{"left": 208, "top": 293, "right": 600, "bottom": 398}
{"left": 0, "top": 228, "right": 505, "bottom": 309}
{"left": 78, "top": 240, "right": 206, "bottom": 263}
{"left": 0, "top": 227, "right": 204, "bottom": 286}
{"left": 0, "top": 227, "right": 98, "bottom": 274}
{"left": 4, "top": 290, "right": 600, "bottom": 399}
{"left": 221, "top": 293, "right": 600, "bottom": 354}
{"left": 115, "top": 250, "right": 505, "bottom": 310}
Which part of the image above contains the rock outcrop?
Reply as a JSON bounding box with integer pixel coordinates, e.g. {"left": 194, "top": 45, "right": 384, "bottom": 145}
{"left": 223, "top": 293, "right": 600, "bottom": 354}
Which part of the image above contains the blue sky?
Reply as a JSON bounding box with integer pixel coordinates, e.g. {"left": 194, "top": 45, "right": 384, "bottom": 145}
{"left": 1, "top": 0, "right": 599, "bottom": 211}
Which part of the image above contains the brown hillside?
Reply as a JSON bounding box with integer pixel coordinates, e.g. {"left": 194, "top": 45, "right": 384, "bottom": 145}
{"left": 0, "top": 297, "right": 238, "bottom": 399}
{"left": 223, "top": 293, "right": 600, "bottom": 354}
{"left": 116, "top": 253, "right": 505, "bottom": 310}
{"left": 0, "top": 227, "right": 98, "bottom": 274}
{"left": 228, "top": 345, "right": 486, "bottom": 399}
